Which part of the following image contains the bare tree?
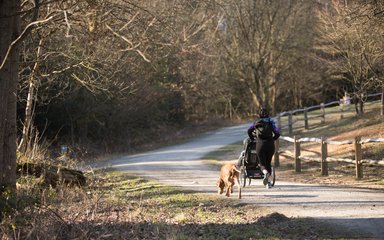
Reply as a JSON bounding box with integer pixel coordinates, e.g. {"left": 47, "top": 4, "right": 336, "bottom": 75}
{"left": 16, "top": 0, "right": 157, "bottom": 151}
{"left": 315, "top": 1, "right": 384, "bottom": 114}
{"left": 214, "top": 0, "right": 310, "bottom": 114}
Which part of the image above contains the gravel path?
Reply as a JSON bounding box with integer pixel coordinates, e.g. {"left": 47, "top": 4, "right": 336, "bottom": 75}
{"left": 94, "top": 124, "right": 384, "bottom": 239}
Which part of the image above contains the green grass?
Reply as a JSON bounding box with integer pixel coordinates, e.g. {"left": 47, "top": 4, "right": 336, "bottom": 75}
{"left": 202, "top": 142, "right": 243, "bottom": 160}
{"left": 2, "top": 101, "right": 382, "bottom": 239}
{"left": 2, "top": 170, "right": 368, "bottom": 239}
{"left": 85, "top": 171, "right": 371, "bottom": 239}
{"left": 200, "top": 142, "right": 243, "bottom": 168}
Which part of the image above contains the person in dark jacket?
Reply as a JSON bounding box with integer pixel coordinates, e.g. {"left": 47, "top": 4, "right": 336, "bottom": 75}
{"left": 237, "top": 108, "right": 280, "bottom": 188}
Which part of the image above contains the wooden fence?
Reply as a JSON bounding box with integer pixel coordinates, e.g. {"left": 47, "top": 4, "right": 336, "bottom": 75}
{"left": 274, "top": 92, "right": 383, "bottom": 136}
{"left": 273, "top": 136, "right": 384, "bottom": 179}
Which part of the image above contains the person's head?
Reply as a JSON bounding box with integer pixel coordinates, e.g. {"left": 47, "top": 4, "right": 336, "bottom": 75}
{"left": 259, "top": 108, "right": 269, "bottom": 118}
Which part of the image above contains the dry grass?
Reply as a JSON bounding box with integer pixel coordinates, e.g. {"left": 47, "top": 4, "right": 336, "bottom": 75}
{"left": 1, "top": 170, "right": 365, "bottom": 239}
{"left": 1, "top": 102, "right": 382, "bottom": 239}
{"left": 270, "top": 102, "right": 384, "bottom": 190}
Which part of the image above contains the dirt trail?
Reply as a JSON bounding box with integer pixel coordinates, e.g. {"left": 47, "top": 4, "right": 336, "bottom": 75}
{"left": 95, "top": 124, "right": 384, "bottom": 239}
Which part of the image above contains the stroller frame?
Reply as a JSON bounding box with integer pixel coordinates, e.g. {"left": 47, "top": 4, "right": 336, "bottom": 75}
{"left": 239, "top": 141, "right": 275, "bottom": 188}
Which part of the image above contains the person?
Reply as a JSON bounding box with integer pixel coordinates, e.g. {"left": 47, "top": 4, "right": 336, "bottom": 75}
{"left": 237, "top": 107, "right": 280, "bottom": 188}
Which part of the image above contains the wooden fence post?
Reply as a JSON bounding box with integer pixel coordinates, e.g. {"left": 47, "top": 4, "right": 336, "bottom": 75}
{"left": 321, "top": 137, "right": 328, "bottom": 176}
{"left": 339, "top": 100, "right": 344, "bottom": 120}
{"left": 288, "top": 112, "right": 293, "bottom": 135}
{"left": 354, "top": 136, "right": 363, "bottom": 179}
{"left": 277, "top": 115, "right": 281, "bottom": 134}
{"left": 304, "top": 108, "right": 308, "bottom": 130}
{"left": 321, "top": 103, "right": 325, "bottom": 123}
{"left": 274, "top": 138, "right": 280, "bottom": 167}
{"left": 294, "top": 136, "right": 301, "bottom": 172}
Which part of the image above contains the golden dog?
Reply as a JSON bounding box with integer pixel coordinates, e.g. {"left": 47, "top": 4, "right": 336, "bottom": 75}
{"left": 216, "top": 162, "right": 241, "bottom": 199}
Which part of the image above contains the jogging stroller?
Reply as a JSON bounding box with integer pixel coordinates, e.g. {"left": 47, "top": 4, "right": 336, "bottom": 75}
{"left": 238, "top": 141, "right": 275, "bottom": 188}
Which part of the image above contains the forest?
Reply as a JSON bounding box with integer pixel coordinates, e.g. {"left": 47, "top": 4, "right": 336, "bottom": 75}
{"left": 1, "top": 0, "right": 383, "bottom": 190}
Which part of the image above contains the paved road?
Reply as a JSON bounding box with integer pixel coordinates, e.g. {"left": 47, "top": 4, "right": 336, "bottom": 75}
{"left": 95, "top": 123, "right": 384, "bottom": 239}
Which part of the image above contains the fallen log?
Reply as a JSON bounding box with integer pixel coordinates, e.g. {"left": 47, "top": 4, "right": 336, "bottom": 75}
{"left": 16, "top": 162, "right": 87, "bottom": 187}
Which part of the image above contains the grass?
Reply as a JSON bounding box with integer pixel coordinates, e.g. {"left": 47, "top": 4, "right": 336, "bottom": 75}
{"left": 201, "top": 101, "right": 384, "bottom": 189}
{"left": 1, "top": 170, "right": 366, "bottom": 239}
{"left": 201, "top": 142, "right": 243, "bottom": 167}
{"left": 275, "top": 101, "right": 384, "bottom": 188}
{"left": 280, "top": 100, "right": 382, "bottom": 137}
{"left": 1, "top": 101, "right": 382, "bottom": 239}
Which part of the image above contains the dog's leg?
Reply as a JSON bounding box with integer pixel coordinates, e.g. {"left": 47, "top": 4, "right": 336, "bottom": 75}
{"left": 231, "top": 166, "right": 240, "bottom": 195}
{"left": 217, "top": 179, "right": 224, "bottom": 195}
{"left": 225, "top": 179, "right": 231, "bottom": 197}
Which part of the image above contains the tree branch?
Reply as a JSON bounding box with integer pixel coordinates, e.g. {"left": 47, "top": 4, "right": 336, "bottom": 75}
{"left": 0, "top": 15, "right": 54, "bottom": 70}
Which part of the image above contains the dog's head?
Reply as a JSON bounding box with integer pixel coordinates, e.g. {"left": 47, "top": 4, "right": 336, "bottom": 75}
{"left": 216, "top": 179, "right": 225, "bottom": 194}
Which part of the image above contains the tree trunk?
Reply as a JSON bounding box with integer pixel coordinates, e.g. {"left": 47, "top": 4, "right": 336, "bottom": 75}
{"left": 268, "top": 66, "right": 277, "bottom": 115}
{"left": 354, "top": 94, "right": 364, "bottom": 115}
{"left": 18, "top": 38, "right": 44, "bottom": 153}
{"left": 359, "top": 100, "right": 364, "bottom": 114}
{"left": 249, "top": 87, "right": 262, "bottom": 113}
{"left": 0, "top": 0, "right": 20, "bottom": 193}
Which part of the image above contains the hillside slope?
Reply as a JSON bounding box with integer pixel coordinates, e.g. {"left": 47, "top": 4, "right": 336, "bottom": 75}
{"left": 277, "top": 110, "right": 384, "bottom": 189}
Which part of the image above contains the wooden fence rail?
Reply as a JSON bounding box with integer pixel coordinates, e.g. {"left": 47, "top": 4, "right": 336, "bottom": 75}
{"left": 274, "top": 136, "right": 384, "bottom": 179}
{"left": 274, "top": 92, "right": 383, "bottom": 135}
